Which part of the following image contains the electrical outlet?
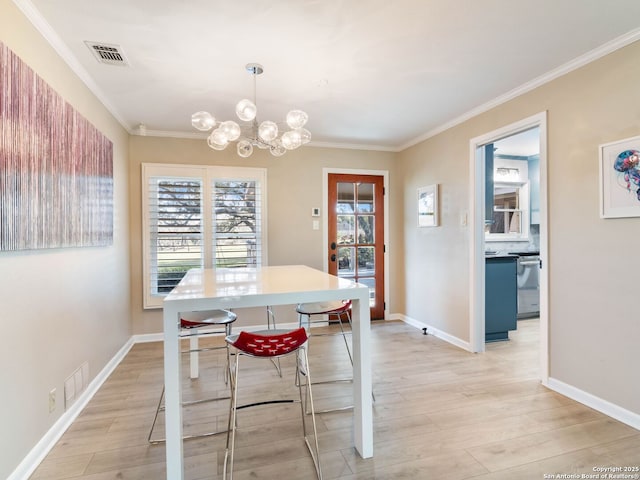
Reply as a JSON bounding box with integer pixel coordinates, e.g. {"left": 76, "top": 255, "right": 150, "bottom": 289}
{"left": 48, "top": 388, "right": 56, "bottom": 413}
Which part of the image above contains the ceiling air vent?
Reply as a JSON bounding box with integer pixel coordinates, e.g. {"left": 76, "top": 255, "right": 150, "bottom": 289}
{"left": 84, "top": 41, "right": 129, "bottom": 66}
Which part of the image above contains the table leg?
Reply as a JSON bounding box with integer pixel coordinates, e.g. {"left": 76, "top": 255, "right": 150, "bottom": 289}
{"left": 164, "top": 305, "right": 184, "bottom": 479}
{"left": 351, "top": 294, "right": 373, "bottom": 458}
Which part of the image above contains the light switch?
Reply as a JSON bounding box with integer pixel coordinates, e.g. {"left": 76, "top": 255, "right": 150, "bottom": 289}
{"left": 312, "top": 220, "right": 320, "bottom": 230}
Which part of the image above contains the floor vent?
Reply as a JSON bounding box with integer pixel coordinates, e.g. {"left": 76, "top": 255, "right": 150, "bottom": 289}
{"left": 85, "top": 41, "right": 129, "bottom": 66}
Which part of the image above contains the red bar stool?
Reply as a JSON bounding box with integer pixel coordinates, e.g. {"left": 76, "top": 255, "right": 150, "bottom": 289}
{"left": 296, "top": 300, "right": 354, "bottom": 412}
{"left": 148, "top": 309, "right": 236, "bottom": 444}
{"left": 224, "top": 328, "right": 322, "bottom": 480}
{"left": 297, "top": 300, "right": 354, "bottom": 362}
{"left": 297, "top": 300, "right": 375, "bottom": 412}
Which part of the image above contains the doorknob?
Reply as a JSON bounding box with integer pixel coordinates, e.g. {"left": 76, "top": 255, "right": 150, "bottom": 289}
{"left": 330, "top": 254, "right": 336, "bottom": 262}
{"left": 330, "top": 242, "right": 337, "bottom": 250}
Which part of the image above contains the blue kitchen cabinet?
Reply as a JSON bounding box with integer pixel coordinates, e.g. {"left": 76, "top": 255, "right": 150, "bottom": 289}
{"left": 485, "top": 255, "right": 517, "bottom": 342}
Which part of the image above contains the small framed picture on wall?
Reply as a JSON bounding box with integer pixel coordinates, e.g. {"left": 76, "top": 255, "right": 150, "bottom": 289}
{"left": 418, "top": 184, "right": 439, "bottom": 227}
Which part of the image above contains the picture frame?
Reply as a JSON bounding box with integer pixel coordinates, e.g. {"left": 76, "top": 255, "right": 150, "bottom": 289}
{"left": 599, "top": 135, "right": 640, "bottom": 218}
{"left": 418, "top": 184, "right": 439, "bottom": 227}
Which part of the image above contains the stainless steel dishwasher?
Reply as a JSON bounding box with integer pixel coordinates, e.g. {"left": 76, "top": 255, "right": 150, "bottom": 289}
{"left": 510, "top": 252, "right": 540, "bottom": 318}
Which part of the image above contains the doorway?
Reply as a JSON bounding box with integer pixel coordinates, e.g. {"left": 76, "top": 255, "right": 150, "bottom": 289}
{"left": 323, "top": 169, "right": 389, "bottom": 320}
{"left": 468, "top": 112, "right": 549, "bottom": 384}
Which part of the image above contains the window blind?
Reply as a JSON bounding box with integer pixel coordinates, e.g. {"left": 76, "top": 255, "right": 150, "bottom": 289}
{"left": 212, "top": 180, "right": 262, "bottom": 268}
{"left": 148, "top": 178, "right": 203, "bottom": 293}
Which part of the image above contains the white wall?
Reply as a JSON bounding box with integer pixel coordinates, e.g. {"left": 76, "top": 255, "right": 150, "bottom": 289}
{"left": 399, "top": 40, "right": 640, "bottom": 416}
{"left": 0, "top": 1, "right": 131, "bottom": 478}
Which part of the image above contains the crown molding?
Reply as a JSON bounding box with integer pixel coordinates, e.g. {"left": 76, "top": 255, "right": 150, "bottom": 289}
{"left": 132, "top": 129, "right": 399, "bottom": 152}
{"left": 399, "top": 27, "right": 640, "bottom": 152}
{"left": 306, "top": 140, "right": 398, "bottom": 152}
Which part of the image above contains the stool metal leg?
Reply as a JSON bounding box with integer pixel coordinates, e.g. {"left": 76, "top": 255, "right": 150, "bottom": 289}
{"left": 299, "top": 310, "right": 375, "bottom": 412}
{"left": 190, "top": 329, "right": 199, "bottom": 379}
{"left": 223, "top": 350, "right": 240, "bottom": 480}
{"left": 297, "top": 346, "right": 323, "bottom": 480}
{"left": 148, "top": 326, "right": 233, "bottom": 444}
{"left": 335, "top": 311, "right": 353, "bottom": 365}
{"left": 266, "top": 306, "right": 282, "bottom": 377}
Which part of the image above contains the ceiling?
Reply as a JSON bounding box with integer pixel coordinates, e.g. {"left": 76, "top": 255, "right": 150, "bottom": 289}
{"left": 494, "top": 128, "right": 539, "bottom": 157}
{"left": 18, "top": 0, "right": 640, "bottom": 152}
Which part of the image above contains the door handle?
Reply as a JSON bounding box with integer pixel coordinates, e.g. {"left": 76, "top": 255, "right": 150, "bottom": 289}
{"left": 519, "top": 261, "right": 539, "bottom": 266}
{"left": 330, "top": 242, "right": 337, "bottom": 250}
{"left": 330, "top": 254, "right": 336, "bottom": 262}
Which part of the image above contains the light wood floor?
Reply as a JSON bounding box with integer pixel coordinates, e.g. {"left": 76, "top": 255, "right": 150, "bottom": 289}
{"left": 31, "top": 319, "right": 640, "bottom": 479}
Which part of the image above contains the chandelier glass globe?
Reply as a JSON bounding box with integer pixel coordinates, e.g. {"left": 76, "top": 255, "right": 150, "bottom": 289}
{"left": 297, "top": 128, "right": 312, "bottom": 145}
{"left": 258, "top": 121, "right": 278, "bottom": 142}
{"left": 286, "top": 110, "right": 308, "bottom": 129}
{"left": 235, "top": 99, "right": 257, "bottom": 122}
{"left": 191, "top": 111, "right": 215, "bottom": 131}
{"left": 237, "top": 139, "right": 253, "bottom": 158}
{"left": 220, "top": 120, "right": 241, "bottom": 141}
{"left": 207, "top": 129, "right": 228, "bottom": 150}
{"left": 281, "top": 130, "right": 302, "bottom": 150}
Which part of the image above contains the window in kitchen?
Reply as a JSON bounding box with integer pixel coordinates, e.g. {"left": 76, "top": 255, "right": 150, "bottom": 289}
{"left": 141, "top": 163, "right": 267, "bottom": 308}
{"left": 485, "top": 181, "right": 529, "bottom": 240}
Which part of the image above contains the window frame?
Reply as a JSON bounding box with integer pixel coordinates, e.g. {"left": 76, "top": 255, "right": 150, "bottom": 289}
{"left": 141, "top": 163, "right": 268, "bottom": 309}
{"left": 485, "top": 180, "right": 530, "bottom": 242}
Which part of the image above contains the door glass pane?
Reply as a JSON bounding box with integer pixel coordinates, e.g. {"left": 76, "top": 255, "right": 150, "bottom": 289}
{"left": 337, "top": 182, "right": 354, "bottom": 213}
{"left": 357, "top": 183, "right": 374, "bottom": 213}
{"left": 337, "top": 215, "right": 355, "bottom": 245}
{"left": 338, "top": 247, "right": 355, "bottom": 277}
{"left": 357, "top": 246, "right": 375, "bottom": 275}
{"left": 358, "top": 277, "right": 376, "bottom": 307}
{"left": 357, "top": 215, "right": 374, "bottom": 244}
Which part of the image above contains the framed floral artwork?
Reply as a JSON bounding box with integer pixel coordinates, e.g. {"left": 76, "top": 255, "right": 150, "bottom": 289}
{"left": 599, "top": 135, "right": 640, "bottom": 218}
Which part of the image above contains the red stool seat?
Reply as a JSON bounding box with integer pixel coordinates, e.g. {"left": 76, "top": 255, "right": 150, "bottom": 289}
{"left": 296, "top": 300, "right": 351, "bottom": 316}
{"left": 229, "top": 328, "right": 307, "bottom": 357}
{"left": 180, "top": 310, "right": 237, "bottom": 329}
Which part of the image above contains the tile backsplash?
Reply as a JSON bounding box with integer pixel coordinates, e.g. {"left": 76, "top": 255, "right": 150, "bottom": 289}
{"left": 486, "top": 224, "right": 540, "bottom": 253}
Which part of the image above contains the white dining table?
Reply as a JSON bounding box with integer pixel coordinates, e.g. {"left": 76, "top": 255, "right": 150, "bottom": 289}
{"left": 162, "top": 264, "right": 373, "bottom": 479}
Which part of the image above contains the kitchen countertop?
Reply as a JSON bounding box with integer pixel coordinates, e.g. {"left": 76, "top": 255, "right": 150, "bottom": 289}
{"left": 485, "top": 252, "right": 519, "bottom": 259}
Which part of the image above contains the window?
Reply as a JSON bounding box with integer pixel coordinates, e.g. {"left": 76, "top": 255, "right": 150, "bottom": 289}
{"left": 142, "top": 164, "right": 267, "bottom": 308}
{"left": 485, "top": 181, "right": 530, "bottom": 241}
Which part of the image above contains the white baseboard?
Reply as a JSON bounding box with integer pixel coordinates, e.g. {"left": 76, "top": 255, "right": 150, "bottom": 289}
{"left": 8, "top": 337, "right": 135, "bottom": 480}
{"left": 391, "top": 313, "right": 472, "bottom": 352}
{"left": 546, "top": 377, "right": 640, "bottom": 431}
{"left": 132, "top": 332, "right": 163, "bottom": 343}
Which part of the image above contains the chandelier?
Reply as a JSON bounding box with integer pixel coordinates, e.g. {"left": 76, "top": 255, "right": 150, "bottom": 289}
{"left": 191, "top": 63, "right": 310, "bottom": 157}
